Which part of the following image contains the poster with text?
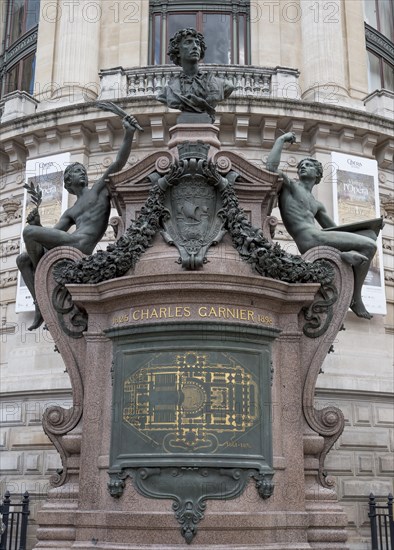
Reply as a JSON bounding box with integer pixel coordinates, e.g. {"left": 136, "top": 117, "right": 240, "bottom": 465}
{"left": 15, "top": 153, "right": 70, "bottom": 312}
{"left": 331, "top": 152, "right": 386, "bottom": 315}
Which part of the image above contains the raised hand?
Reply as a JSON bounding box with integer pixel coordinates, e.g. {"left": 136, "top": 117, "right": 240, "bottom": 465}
{"left": 122, "top": 115, "right": 140, "bottom": 132}
{"left": 26, "top": 208, "right": 41, "bottom": 226}
{"left": 282, "top": 132, "right": 296, "bottom": 144}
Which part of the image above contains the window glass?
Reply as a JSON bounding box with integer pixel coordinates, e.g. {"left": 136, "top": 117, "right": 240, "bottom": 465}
{"left": 21, "top": 53, "right": 36, "bottom": 93}
{"left": 153, "top": 14, "right": 161, "bottom": 64}
{"left": 10, "top": 0, "right": 25, "bottom": 44}
{"left": 150, "top": 1, "right": 250, "bottom": 66}
{"left": 238, "top": 14, "right": 246, "bottom": 65}
{"left": 5, "top": 64, "right": 20, "bottom": 95}
{"left": 367, "top": 51, "right": 382, "bottom": 90}
{"left": 25, "top": 0, "right": 40, "bottom": 31}
{"left": 378, "top": 0, "right": 394, "bottom": 41}
{"left": 382, "top": 60, "right": 394, "bottom": 90}
{"left": 202, "top": 13, "right": 231, "bottom": 63}
{"left": 168, "top": 13, "right": 197, "bottom": 42}
{"left": 363, "top": 0, "right": 378, "bottom": 27}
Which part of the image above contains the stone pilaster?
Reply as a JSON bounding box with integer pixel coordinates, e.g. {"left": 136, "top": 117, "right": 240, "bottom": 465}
{"left": 51, "top": 0, "right": 102, "bottom": 106}
{"left": 300, "top": 0, "right": 350, "bottom": 106}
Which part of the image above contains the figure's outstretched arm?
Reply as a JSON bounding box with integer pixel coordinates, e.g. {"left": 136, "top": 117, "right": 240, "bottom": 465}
{"left": 94, "top": 115, "right": 139, "bottom": 193}
{"left": 266, "top": 132, "right": 296, "bottom": 173}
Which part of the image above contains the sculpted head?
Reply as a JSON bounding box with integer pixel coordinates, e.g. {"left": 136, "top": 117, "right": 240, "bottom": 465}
{"left": 168, "top": 28, "right": 206, "bottom": 66}
{"left": 297, "top": 158, "right": 323, "bottom": 184}
{"left": 64, "top": 163, "right": 88, "bottom": 193}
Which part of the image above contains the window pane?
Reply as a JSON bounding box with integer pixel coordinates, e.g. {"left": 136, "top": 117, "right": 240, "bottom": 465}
{"left": 10, "top": 0, "right": 25, "bottom": 44}
{"left": 378, "top": 0, "right": 394, "bottom": 41}
{"left": 363, "top": 0, "right": 378, "bottom": 27}
{"left": 153, "top": 14, "right": 161, "bottom": 65}
{"left": 202, "top": 13, "right": 231, "bottom": 64}
{"left": 238, "top": 14, "right": 246, "bottom": 65}
{"left": 21, "top": 52, "right": 36, "bottom": 93}
{"left": 26, "top": 0, "right": 40, "bottom": 31}
{"left": 5, "top": 63, "right": 20, "bottom": 95}
{"left": 367, "top": 51, "right": 382, "bottom": 90}
{"left": 168, "top": 13, "right": 197, "bottom": 41}
{"left": 382, "top": 60, "right": 394, "bottom": 91}
{"left": 167, "top": 14, "right": 197, "bottom": 63}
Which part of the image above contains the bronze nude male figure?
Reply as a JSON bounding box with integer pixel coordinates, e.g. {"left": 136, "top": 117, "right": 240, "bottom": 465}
{"left": 267, "top": 132, "right": 381, "bottom": 319}
{"left": 157, "top": 28, "right": 234, "bottom": 122}
{"left": 17, "top": 114, "right": 140, "bottom": 330}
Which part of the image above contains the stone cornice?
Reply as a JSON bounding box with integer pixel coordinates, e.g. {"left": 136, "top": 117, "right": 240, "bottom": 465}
{"left": 316, "top": 387, "right": 394, "bottom": 401}
{"left": 0, "top": 96, "right": 393, "bottom": 140}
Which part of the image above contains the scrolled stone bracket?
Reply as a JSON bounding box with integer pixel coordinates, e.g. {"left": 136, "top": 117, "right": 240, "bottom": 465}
{"left": 300, "top": 247, "right": 353, "bottom": 488}
{"left": 35, "top": 247, "right": 87, "bottom": 487}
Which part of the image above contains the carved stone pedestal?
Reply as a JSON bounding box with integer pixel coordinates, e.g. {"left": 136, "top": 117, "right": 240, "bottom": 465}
{"left": 32, "top": 127, "right": 350, "bottom": 548}
{"left": 33, "top": 238, "right": 350, "bottom": 549}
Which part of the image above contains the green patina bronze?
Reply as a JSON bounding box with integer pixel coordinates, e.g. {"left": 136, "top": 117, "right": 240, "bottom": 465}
{"left": 17, "top": 110, "right": 141, "bottom": 331}
{"left": 106, "top": 322, "right": 277, "bottom": 544}
{"left": 266, "top": 132, "right": 382, "bottom": 320}
{"left": 156, "top": 28, "right": 234, "bottom": 123}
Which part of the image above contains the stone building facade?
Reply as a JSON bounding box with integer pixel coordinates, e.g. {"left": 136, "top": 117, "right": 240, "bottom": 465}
{"left": 0, "top": 1, "right": 393, "bottom": 548}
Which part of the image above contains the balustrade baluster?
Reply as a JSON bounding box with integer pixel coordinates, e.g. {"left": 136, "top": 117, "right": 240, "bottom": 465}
{"left": 128, "top": 74, "right": 137, "bottom": 96}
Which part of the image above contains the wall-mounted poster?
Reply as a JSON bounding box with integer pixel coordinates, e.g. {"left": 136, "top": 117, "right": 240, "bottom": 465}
{"left": 15, "top": 153, "right": 70, "bottom": 312}
{"left": 331, "top": 152, "right": 386, "bottom": 316}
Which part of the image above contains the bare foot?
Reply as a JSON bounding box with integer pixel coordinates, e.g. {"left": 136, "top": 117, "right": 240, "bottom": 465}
{"left": 28, "top": 304, "right": 44, "bottom": 331}
{"left": 341, "top": 251, "right": 368, "bottom": 267}
{"left": 350, "top": 299, "right": 373, "bottom": 320}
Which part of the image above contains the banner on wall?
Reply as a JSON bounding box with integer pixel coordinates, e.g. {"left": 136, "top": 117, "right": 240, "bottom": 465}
{"left": 15, "top": 153, "right": 70, "bottom": 312}
{"left": 331, "top": 152, "right": 386, "bottom": 315}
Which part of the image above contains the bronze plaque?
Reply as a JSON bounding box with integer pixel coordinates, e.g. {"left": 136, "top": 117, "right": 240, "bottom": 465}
{"left": 108, "top": 322, "right": 276, "bottom": 471}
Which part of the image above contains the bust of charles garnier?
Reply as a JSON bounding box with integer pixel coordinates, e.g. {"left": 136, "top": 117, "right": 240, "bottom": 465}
{"left": 157, "top": 28, "right": 234, "bottom": 122}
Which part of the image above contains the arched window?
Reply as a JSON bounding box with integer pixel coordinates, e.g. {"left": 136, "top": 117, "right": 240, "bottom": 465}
{"left": 363, "top": 0, "right": 394, "bottom": 91}
{"left": 149, "top": 0, "right": 250, "bottom": 65}
{"left": 0, "top": 0, "right": 40, "bottom": 97}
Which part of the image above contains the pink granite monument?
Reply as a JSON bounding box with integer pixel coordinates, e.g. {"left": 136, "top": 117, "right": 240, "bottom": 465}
{"left": 28, "top": 120, "right": 354, "bottom": 549}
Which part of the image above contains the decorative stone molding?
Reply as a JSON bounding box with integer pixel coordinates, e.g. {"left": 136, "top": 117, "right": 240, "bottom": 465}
{"left": 0, "top": 197, "right": 22, "bottom": 224}
{"left": 2, "top": 140, "right": 26, "bottom": 170}
{"left": 382, "top": 237, "right": 393, "bottom": 253}
{"left": 0, "top": 91, "right": 39, "bottom": 124}
{"left": 2, "top": 27, "right": 38, "bottom": 67}
{"left": 382, "top": 195, "right": 394, "bottom": 220}
{"left": 364, "top": 90, "right": 394, "bottom": 119}
{"left": 0, "top": 237, "right": 20, "bottom": 257}
{"left": 95, "top": 120, "right": 115, "bottom": 152}
{"left": 365, "top": 24, "right": 394, "bottom": 67}
{"left": 384, "top": 269, "right": 394, "bottom": 283}
{"left": 375, "top": 138, "right": 394, "bottom": 169}
{"left": 0, "top": 269, "right": 18, "bottom": 288}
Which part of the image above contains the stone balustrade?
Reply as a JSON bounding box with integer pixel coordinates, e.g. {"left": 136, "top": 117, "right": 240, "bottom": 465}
{"left": 99, "top": 65, "right": 301, "bottom": 101}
